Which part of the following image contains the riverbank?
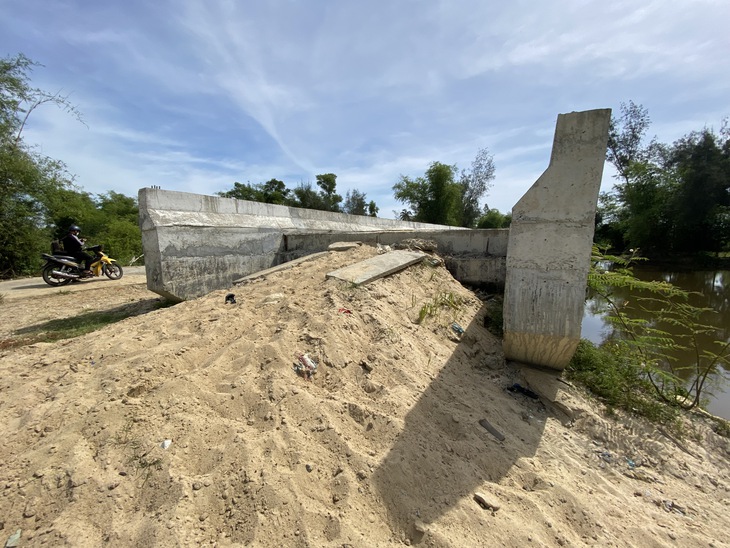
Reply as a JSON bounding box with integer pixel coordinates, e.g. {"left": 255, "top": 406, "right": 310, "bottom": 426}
{"left": 1, "top": 245, "right": 728, "bottom": 546}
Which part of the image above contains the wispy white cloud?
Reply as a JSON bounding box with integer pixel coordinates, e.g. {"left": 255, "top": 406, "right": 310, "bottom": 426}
{"left": 1, "top": 0, "right": 728, "bottom": 216}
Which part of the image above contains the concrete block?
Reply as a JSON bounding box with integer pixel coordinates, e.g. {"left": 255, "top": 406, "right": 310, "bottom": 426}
{"left": 503, "top": 109, "right": 611, "bottom": 370}
{"left": 326, "top": 250, "right": 426, "bottom": 285}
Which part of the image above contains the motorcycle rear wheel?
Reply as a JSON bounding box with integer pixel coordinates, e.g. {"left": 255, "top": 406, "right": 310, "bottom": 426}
{"left": 104, "top": 263, "right": 123, "bottom": 280}
{"left": 42, "top": 264, "right": 73, "bottom": 287}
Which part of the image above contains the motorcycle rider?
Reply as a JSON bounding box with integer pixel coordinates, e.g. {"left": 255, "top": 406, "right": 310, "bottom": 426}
{"left": 61, "top": 224, "right": 93, "bottom": 276}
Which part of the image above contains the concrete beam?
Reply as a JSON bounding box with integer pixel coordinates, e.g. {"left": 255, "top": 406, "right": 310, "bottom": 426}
{"left": 138, "top": 189, "right": 471, "bottom": 301}
{"left": 502, "top": 109, "right": 611, "bottom": 370}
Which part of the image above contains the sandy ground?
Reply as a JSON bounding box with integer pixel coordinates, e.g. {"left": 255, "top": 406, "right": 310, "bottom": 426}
{"left": 0, "top": 244, "right": 728, "bottom": 547}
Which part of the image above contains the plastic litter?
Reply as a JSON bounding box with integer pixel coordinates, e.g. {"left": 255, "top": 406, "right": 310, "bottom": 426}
{"left": 451, "top": 322, "right": 464, "bottom": 335}
{"left": 160, "top": 439, "right": 172, "bottom": 450}
{"left": 338, "top": 308, "right": 352, "bottom": 315}
{"left": 5, "top": 529, "right": 22, "bottom": 548}
{"left": 294, "top": 353, "right": 318, "bottom": 380}
{"left": 225, "top": 293, "right": 236, "bottom": 304}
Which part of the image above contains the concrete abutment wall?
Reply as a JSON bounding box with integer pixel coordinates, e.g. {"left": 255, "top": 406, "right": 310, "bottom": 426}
{"left": 138, "top": 108, "right": 610, "bottom": 371}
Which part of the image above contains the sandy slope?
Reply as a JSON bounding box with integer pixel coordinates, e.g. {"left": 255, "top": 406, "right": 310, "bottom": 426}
{"left": 0, "top": 244, "right": 728, "bottom": 547}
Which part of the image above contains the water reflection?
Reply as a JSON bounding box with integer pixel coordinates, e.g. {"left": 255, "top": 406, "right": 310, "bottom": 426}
{"left": 582, "top": 267, "right": 730, "bottom": 420}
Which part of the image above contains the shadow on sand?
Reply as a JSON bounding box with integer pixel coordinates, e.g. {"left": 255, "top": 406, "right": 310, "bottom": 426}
{"left": 371, "top": 303, "right": 556, "bottom": 537}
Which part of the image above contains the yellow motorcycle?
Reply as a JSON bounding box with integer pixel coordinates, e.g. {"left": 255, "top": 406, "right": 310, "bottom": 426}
{"left": 41, "top": 244, "right": 124, "bottom": 286}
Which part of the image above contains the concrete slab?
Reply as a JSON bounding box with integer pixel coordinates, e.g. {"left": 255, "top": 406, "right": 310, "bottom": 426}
{"left": 233, "top": 252, "right": 329, "bottom": 285}
{"left": 518, "top": 365, "right": 584, "bottom": 423}
{"left": 326, "top": 250, "right": 426, "bottom": 286}
{"left": 328, "top": 241, "right": 362, "bottom": 251}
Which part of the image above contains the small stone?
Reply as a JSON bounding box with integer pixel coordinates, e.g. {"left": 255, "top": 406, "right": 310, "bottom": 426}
{"left": 192, "top": 482, "right": 203, "bottom": 491}
{"left": 356, "top": 470, "right": 368, "bottom": 480}
{"left": 305, "top": 464, "right": 313, "bottom": 473}
{"left": 474, "top": 491, "right": 501, "bottom": 511}
{"left": 414, "top": 520, "right": 427, "bottom": 534}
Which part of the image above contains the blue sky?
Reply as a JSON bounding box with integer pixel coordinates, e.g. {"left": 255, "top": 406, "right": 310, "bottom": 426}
{"left": 2, "top": 0, "right": 728, "bottom": 218}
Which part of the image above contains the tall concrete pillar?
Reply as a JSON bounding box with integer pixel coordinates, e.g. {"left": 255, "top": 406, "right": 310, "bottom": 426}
{"left": 503, "top": 109, "right": 611, "bottom": 369}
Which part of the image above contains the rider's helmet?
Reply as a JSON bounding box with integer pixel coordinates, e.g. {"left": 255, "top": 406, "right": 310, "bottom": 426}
{"left": 68, "top": 224, "right": 81, "bottom": 233}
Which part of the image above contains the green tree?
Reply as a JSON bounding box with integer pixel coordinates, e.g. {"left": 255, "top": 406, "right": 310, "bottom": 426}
{"left": 367, "top": 200, "right": 379, "bottom": 217}
{"left": 459, "top": 147, "right": 496, "bottom": 227}
{"left": 476, "top": 207, "right": 511, "bottom": 228}
{"left": 315, "top": 173, "right": 342, "bottom": 212}
{"left": 93, "top": 192, "right": 142, "bottom": 263}
{"left": 606, "top": 101, "right": 658, "bottom": 185}
{"left": 290, "top": 181, "right": 326, "bottom": 210}
{"left": 217, "top": 179, "right": 290, "bottom": 205}
{"left": 0, "top": 54, "right": 83, "bottom": 277}
{"left": 343, "top": 189, "right": 372, "bottom": 216}
{"left": 217, "top": 181, "right": 261, "bottom": 202}
{"left": 259, "top": 179, "right": 290, "bottom": 205}
{"left": 598, "top": 102, "right": 730, "bottom": 257}
{"left": 393, "top": 162, "right": 461, "bottom": 225}
{"left": 668, "top": 129, "right": 730, "bottom": 254}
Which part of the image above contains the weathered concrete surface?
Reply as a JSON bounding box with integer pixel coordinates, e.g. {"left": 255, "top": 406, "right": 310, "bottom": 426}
{"left": 233, "top": 252, "right": 329, "bottom": 285}
{"left": 503, "top": 109, "right": 611, "bottom": 370}
{"left": 139, "top": 189, "right": 476, "bottom": 301}
{"left": 326, "top": 250, "right": 426, "bottom": 285}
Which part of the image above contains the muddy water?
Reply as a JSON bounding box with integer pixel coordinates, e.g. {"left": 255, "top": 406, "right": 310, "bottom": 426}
{"left": 582, "top": 268, "right": 730, "bottom": 420}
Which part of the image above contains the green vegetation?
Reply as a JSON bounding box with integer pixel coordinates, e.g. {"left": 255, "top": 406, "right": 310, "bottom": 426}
{"left": 392, "top": 148, "right": 499, "bottom": 228}
{"left": 217, "top": 173, "right": 379, "bottom": 216}
{"left": 597, "top": 101, "right": 730, "bottom": 258}
{"left": 416, "top": 291, "right": 465, "bottom": 324}
{"left": 0, "top": 299, "right": 172, "bottom": 350}
{"left": 567, "top": 246, "right": 730, "bottom": 435}
{"left": 1, "top": 53, "right": 142, "bottom": 278}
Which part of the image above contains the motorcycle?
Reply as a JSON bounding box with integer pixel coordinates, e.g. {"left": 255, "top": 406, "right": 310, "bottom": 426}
{"left": 40, "top": 244, "right": 124, "bottom": 287}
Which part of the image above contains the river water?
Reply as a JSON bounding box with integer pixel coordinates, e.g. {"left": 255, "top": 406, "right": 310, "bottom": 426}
{"left": 581, "top": 268, "right": 730, "bottom": 420}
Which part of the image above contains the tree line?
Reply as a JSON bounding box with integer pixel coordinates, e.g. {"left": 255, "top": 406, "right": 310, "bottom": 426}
{"left": 217, "top": 174, "right": 379, "bottom": 217}
{"left": 598, "top": 101, "right": 730, "bottom": 258}
{"left": 4, "top": 53, "right": 727, "bottom": 280}
{"left": 1, "top": 54, "right": 143, "bottom": 278}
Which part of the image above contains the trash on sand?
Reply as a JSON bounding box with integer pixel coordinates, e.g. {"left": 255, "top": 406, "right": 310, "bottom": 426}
{"left": 225, "top": 293, "right": 236, "bottom": 304}
{"left": 294, "top": 353, "right": 318, "bottom": 380}
{"left": 506, "top": 383, "right": 539, "bottom": 399}
{"left": 160, "top": 439, "right": 172, "bottom": 450}
{"left": 451, "top": 322, "right": 464, "bottom": 335}
{"left": 338, "top": 308, "right": 352, "bottom": 315}
{"left": 478, "top": 419, "right": 505, "bottom": 442}
{"left": 5, "top": 529, "right": 22, "bottom": 548}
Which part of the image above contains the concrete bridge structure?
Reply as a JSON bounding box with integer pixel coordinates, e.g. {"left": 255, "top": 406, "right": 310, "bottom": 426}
{"left": 138, "top": 109, "right": 611, "bottom": 370}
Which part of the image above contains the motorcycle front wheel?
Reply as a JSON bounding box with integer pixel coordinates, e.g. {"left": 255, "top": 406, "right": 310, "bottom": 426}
{"left": 42, "top": 264, "right": 73, "bottom": 287}
{"left": 104, "top": 263, "right": 123, "bottom": 280}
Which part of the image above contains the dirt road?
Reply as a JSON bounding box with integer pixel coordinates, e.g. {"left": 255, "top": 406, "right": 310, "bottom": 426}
{"left": 0, "top": 266, "right": 147, "bottom": 301}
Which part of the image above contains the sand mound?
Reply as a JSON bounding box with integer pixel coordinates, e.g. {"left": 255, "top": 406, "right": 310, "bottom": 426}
{"left": 0, "top": 244, "right": 728, "bottom": 547}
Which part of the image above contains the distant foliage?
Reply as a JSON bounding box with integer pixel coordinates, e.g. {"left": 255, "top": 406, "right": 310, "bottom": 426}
{"left": 0, "top": 54, "right": 142, "bottom": 277}
{"left": 476, "top": 207, "right": 511, "bottom": 229}
{"left": 597, "top": 102, "right": 730, "bottom": 257}
{"left": 392, "top": 148, "right": 495, "bottom": 227}
{"left": 217, "top": 174, "right": 378, "bottom": 217}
